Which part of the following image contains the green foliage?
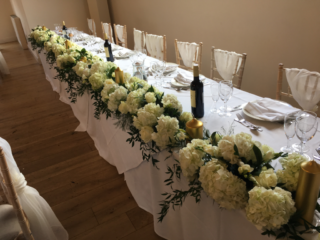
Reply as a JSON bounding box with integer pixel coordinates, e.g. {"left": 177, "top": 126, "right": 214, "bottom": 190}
{"left": 45, "top": 50, "right": 56, "bottom": 67}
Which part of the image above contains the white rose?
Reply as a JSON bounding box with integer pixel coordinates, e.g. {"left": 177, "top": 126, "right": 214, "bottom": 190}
{"left": 118, "top": 101, "right": 128, "bottom": 114}
{"left": 203, "top": 145, "right": 220, "bottom": 158}
{"left": 161, "top": 94, "right": 183, "bottom": 113}
{"left": 261, "top": 145, "right": 275, "bottom": 162}
{"left": 179, "top": 112, "right": 193, "bottom": 123}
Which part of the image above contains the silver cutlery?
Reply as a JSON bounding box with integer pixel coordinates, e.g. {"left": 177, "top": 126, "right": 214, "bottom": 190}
{"left": 230, "top": 104, "right": 245, "bottom": 112}
{"left": 236, "top": 113, "right": 263, "bottom": 132}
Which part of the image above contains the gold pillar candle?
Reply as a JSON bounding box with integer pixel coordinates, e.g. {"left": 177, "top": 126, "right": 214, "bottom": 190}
{"left": 65, "top": 40, "right": 72, "bottom": 49}
{"left": 186, "top": 118, "right": 203, "bottom": 140}
{"left": 42, "top": 26, "right": 47, "bottom": 31}
{"left": 115, "top": 67, "right": 124, "bottom": 84}
{"left": 295, "top": 160, "right": 320, "bottom": 224}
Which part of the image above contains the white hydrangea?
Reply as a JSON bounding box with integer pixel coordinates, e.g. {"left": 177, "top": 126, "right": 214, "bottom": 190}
{"left": 133, "top": 103, "right": 164, "bottom": 130}
{"left": 161, "top": 94, "right": 183, "bottom": 113}
{"left": 124, "top": 72, "right": 131, "bottom": 83}
{"left": 125, "top": 88, "right": 146, "bottom": 114}
{"left": 44, "top": 41, "right": 52, "bottom": 52}
{"left": 89, "top": 72, "right": 106, "bottom": 90}
{"left": 175, "top": 129, "right": 187, "bottom": 142}
{"left": 179, "top": 112, "right": 193, "bottom": 123}
{"left": 52, "top": 43, "right": 66, "bottom": 57}
{"left": 56, "top": 53, "right": 76, "bottom": 69}
{"left": 125, "top": 76, "right": 150, "bottom": 92}
{"left": 254, "top": 168, "right": 277, "bottom": 189}
{"left": 276, "top": 153, "right": 307, "bottom": 192}
{"left": 203, "top": 145, "right": 220, "bottom": 158}
{"left": 179, "top": 139, "right": 210, "bottom": 181}
{"left": 91, "top": 61, "right": 117, "bottom": 75}
{"left": 101, "top": 79, "right": 119, "bottom": 101}
{"left": 82, "top": 67, "right": 91, "bottom": 83}
{"left": 246, "top": 187, "right": 296, "bottom": 231}
{"left": 218, "top": 135, "right": 239, "bottom": 164}
{"left": 73, "top": 61, "right": 88, "bottom": 77}
{"left": 108, "top": 86, "right": 128, "bottom": 112}
{"left": 145, "top": 92, "right": 156, "bottom": 103}
{"left": 238, "top": 162, "right": 254, "bottom": 175}
{"left": 261, "top": 145, "right": 275, "bottom": 162}
{"left": 118, "top": 101, "right": 128, "bottom": 114}
{"left": 140, "top": 126, "right": 154, "bottom": 143}
{"left": 234, "top": 133, "right": 256, "bottom": 160}
{"left": 199, "top": 158, "right": 248, "bottom": 210}
{"left": 151, "top": 115, "right": 179, "bottom": 149}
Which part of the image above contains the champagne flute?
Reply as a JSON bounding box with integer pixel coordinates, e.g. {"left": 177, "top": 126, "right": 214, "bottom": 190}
{"left": 280, "top": 112, "right": 297, "bottom": 153}
{"left": 210, "top": 82, "right": 220, "bottom": 113}
{"left": 218, "top": 81, "right": 233, "bottom": 117}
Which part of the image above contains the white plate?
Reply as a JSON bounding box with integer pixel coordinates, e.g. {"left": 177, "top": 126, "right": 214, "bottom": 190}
{"left": 171, "top": 79, "right": 190, "bottom": 88}
{"left": 242, "top": 100, "right": 293, "bottom": 122}
{"left": 164, "top": 63, "right": 178, "bottom": 73}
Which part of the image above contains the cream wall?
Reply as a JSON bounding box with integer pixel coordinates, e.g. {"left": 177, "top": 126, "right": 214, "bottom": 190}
{"left": 0, "top": 0, "right": 17, "bottom": 43}
{"left": 107, "top": 0, "right": 320, "bottom": 100}
{"left": 87, "top": 0, "right": 111, "bottom": 38}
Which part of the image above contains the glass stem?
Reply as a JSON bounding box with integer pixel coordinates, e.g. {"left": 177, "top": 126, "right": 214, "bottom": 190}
{"left": 224, "top": 101, "right": 227, "bottom": 113}
{"left": 287, "top": 138, "right": 291, "bottom": 149}
{"left": 300, "top": 140, "right": 304, "bottom": 155}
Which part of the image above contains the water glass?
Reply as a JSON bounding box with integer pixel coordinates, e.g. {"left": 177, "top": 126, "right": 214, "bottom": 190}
{"left": 210, "top": 82, "right": 220, "bottom": 113}
{"left": 218, "top": 81, "right": 233, "bottom": 117}
{"left": 280, "top": 112, "right": 296, "bottom": 153}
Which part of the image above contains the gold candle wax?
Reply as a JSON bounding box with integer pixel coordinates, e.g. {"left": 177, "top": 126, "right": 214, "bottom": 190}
{"left": 186, "top": 118, "right": 203, "bottom": 140}
{"left": 295, "top": 160, "right": 320, "bottom": 224}
{"left": 114, "top": 67, "right": 122, "bottom": 84}
{"left": 42, "top": 26, "right": 47, "bottom": 31}
{"left": 65, "top": 40, "right": 71, "bottom": 49}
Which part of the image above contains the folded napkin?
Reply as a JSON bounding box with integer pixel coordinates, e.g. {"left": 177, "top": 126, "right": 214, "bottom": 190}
{"left": 114, "top": 51, "right": 132, "bottom": 58}
{"left": 174, "top": 71, "right": 205, "bottom": 85}
{"left": 244, "top": 98, "right": 299, "bottom": 121}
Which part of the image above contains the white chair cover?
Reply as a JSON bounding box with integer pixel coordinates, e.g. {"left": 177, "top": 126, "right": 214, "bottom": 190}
{"left": 177, "top": 41, "right": 198, "bottom": 68}
{"left": 133, "top": 29, "right": 145, "bottom": 52}
{"left": 146, "top": 34, "right": 164, "bottom": 61}
{"left": 102, "top": 23, "right": 114, "bottom": 42}
{"left": 285, "top": 68, "right": 320, "bottom": 111}
{"left": 0, "top": 138, "right": 68, "bottom": 240}
{"left": 0, "top": 51, "right": 10, "bottom": 75}
{"left": 115, "top": 24, "right": 125, "bottom": 46}
{"left": 87, "top": 19, "right": 96, "bottom": 36}
{"left": 214, "top": 49, "right": 242, "bottom": 81}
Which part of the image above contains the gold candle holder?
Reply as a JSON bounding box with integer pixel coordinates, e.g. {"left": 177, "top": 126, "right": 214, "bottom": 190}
{"left": 186, "top": 118, "right": 203, "bottom": 140}
{"left": 295, "top": 160, "right": 320, "bottom": 224}
{"left": 115, "top": 67, "right": 124, "bottom": 84}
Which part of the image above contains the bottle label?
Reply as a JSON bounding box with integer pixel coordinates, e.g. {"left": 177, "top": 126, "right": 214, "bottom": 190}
{"left": 62, "top": 30, "right": 66, "bottom": 35}
{"left": 104, "top": 47, "right": 110, "bottom": 58}
{"left": 191, "top": 90, "right": 196, "bottom": 108}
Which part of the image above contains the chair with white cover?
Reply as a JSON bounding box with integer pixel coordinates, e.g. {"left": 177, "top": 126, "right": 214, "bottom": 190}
{"left": 101, "top": 22, "right": 114, "bottom": 43}
{"left": 210, "top": 46, "right": 247, "bottom": 89}
{"left": 145, "top": 32, "right": 166, "bottom": 61}
{"left": 113, "top": 24, "right": 127, "bottom": 48}
{"left": 133, "top": 28, "right": 146, "bottom": 52}
{"left": 174, "top": 39, "right": 202, "bottom": 72}
{"left": 0, "top": 51, "right": 10, "bottom": 81}
{"left": 276, "top": 63, "right": 320, "bottom": 111}
{"left": 0, "top": 138, "right": 69, "bottom": 240}
{"left": 87, "top": 18, "right": 96, "bottom": 36}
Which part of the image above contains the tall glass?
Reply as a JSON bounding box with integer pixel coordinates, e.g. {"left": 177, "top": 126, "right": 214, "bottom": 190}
{"left": 218, "top": 81, "right": 233, "bottom": 117}
{"left": 210, "top": 82, "right": 220, "bottom": 113}
{"left": 280, "top": 112, "right": 296, "bottom": 153}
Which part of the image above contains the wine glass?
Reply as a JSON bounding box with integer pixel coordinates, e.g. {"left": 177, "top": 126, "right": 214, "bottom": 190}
{"left": 210, "top": 82, "right": 220, "bottom": 113}
{"left": 218, "top": 81, "right": 233, "bottom": 117}
{"left": 157, "top": 61, "right": 166, "bottom": 87}
{"left": 150, "top": 61, "right": 160, "bottom": 86}
{"left": 280, "top": 112, "right": 297, "bottom": 153}
{"left": 295, "top": 110, "right": 318, "bottom": 159}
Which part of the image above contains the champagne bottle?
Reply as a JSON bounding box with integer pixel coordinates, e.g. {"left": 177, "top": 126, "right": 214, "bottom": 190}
{"left": 190, "top": 64, "right": 204, "bottom": 118}
{"left": 62, "top": 21, "right": 69, "bottom": 39}
{"left": 104, "top": 33, "right": 114, "bottom": 62}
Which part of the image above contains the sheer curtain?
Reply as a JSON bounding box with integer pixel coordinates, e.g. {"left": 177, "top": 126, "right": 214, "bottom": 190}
{"left": 0, "top": 138, "right": 68, "bottom": 240}
{"left": 214, "top": 49, "right": 242, "bottom": 81}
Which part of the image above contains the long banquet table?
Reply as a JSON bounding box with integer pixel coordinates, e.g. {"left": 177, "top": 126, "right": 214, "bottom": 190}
{"left": 37, "top": 36, "right": 320, "bottom": 240}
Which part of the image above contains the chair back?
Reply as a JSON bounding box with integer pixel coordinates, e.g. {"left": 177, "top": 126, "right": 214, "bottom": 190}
{"left": 174, "top": 39, "right": 202, "bottom": 72}
{"left": 133, "top": 28, "right": 146, "bottom": 52}
{"left": 87, "top": 18, "right": 96, "bottom": 36}
{"left": 145, "top": 32, "right": 166, "bottom": 61}
{"left": 0, "top": 147, "right": 34, "bottom": 240}
{"left": 101, "top": 22, "right": 114, "bottom": 43}
{"left": 210, "top": 46, "right": 246, "bottom": 89}
{"left": 114, "top": 24, "right": 127, "bottom": 48}
{"left": 276, "top": 63, "right": 320, "bottom": 111}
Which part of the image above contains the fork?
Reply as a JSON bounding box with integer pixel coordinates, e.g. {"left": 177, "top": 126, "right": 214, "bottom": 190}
{"left": 236, "top": 113, "right": 263, "bottom": 132}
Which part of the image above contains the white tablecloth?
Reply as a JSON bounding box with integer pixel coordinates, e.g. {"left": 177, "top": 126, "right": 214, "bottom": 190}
{"left": 38, "top": 38, "right": 319, "bottom": 240}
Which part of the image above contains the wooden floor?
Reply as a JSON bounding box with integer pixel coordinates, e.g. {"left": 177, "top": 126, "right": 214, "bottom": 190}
{"left": 0, "top": 42, "right": 163, "bottom": 240}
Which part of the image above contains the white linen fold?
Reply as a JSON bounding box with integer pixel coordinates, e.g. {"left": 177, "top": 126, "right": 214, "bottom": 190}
{"left": 115, "top": 24, "right": 125, "bottom": 46}
{"left": 214, "top": 49, "right": 242, "bottom": 80}
{"left": 102, "top": 23, "right": 114, "bottom": 42}
{"left": 244, "top": 98, "right": 299, "bottom": 121}
{"left": 145, "top": 34, "right": 164, "bottom": 60}
{"left": 174, "top": 71, "right": 205, "bottom": 85}
{"left": 134, "top": 29, "right": 145, "bottom": 52}
{"left": 285, "top": 68, "right": 320, "bottom": 111}
{"left": 0, "top": 138, "right": 68, "bottom": 240}
{"left": 177, "top": 41, "right": 198, "bottom": 68}
{"left": 87, "top": 19, "right": 96, "bottom": 35}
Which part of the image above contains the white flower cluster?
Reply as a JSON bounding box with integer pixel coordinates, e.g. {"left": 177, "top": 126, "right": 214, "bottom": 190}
{"left": 151, "top": 115, "right": 179, "bottom": 149}
{"left": 56, "top": 50, "right": 80, "bottom": 69}
{"left": 108, "top": 86, "right": 128, "bottom": 112}
{"left": 254, "top": 168, "right": 277, "bottom": 189}
{"left": 91, "top": 61, "right": 117, "bottom": 75}
{"left": 52, "top": 43, "right": 66, "bottom": 57}
{"left": 179, "top": 139, "right": 211, "bottom": 181}
{"left": 124, "top": 88, "right": 146, "bottom": 114}
{"left": 276, "top": 153, "right": 307, "bottom": 192}
{"left": 89, "top": 72, "right": 106, "bottom": 90}
{"left": 125, "top": 77, "right": 150, "bottom": 92}
{"left": 199, "top": 158, "right": 248, "bottom": 210}
{"left": 246, "top": 187, "right": 296, "bottom": 231}
{"left": 179, "top": 112, "right": 193, "bottom": 123}
{"left": 162, "top": 94, "right": 183, "bottom": 113}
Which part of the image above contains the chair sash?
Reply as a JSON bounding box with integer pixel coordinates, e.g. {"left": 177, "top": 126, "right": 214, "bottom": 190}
{"left": 285, "top": 68, "right": 320, "bottom": 111}
{"left": 134, "top": 29, "right": 145, "bottom": 52}
{"left": 0, "top": 52, "right": 10, "bottom": 75}
{"left": 177, "top": 41, "right": 198, "bottom": 68}
{"left": 102, "top": 23, "right": 114, "bottom": 42}
{"left": 87, "top": 19, "right": 96, "bottom": 35}
{"left": 214, "top": 49, "right": 242, "bottom": 81}
{"left": 146, "top": 34, "right": 164, "bottom": 61}
{"left": 115, "top": 25, "right": 125, "bottom": 45}
{"left": 0, "top": 138, "right": 68, "bottom": 240}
